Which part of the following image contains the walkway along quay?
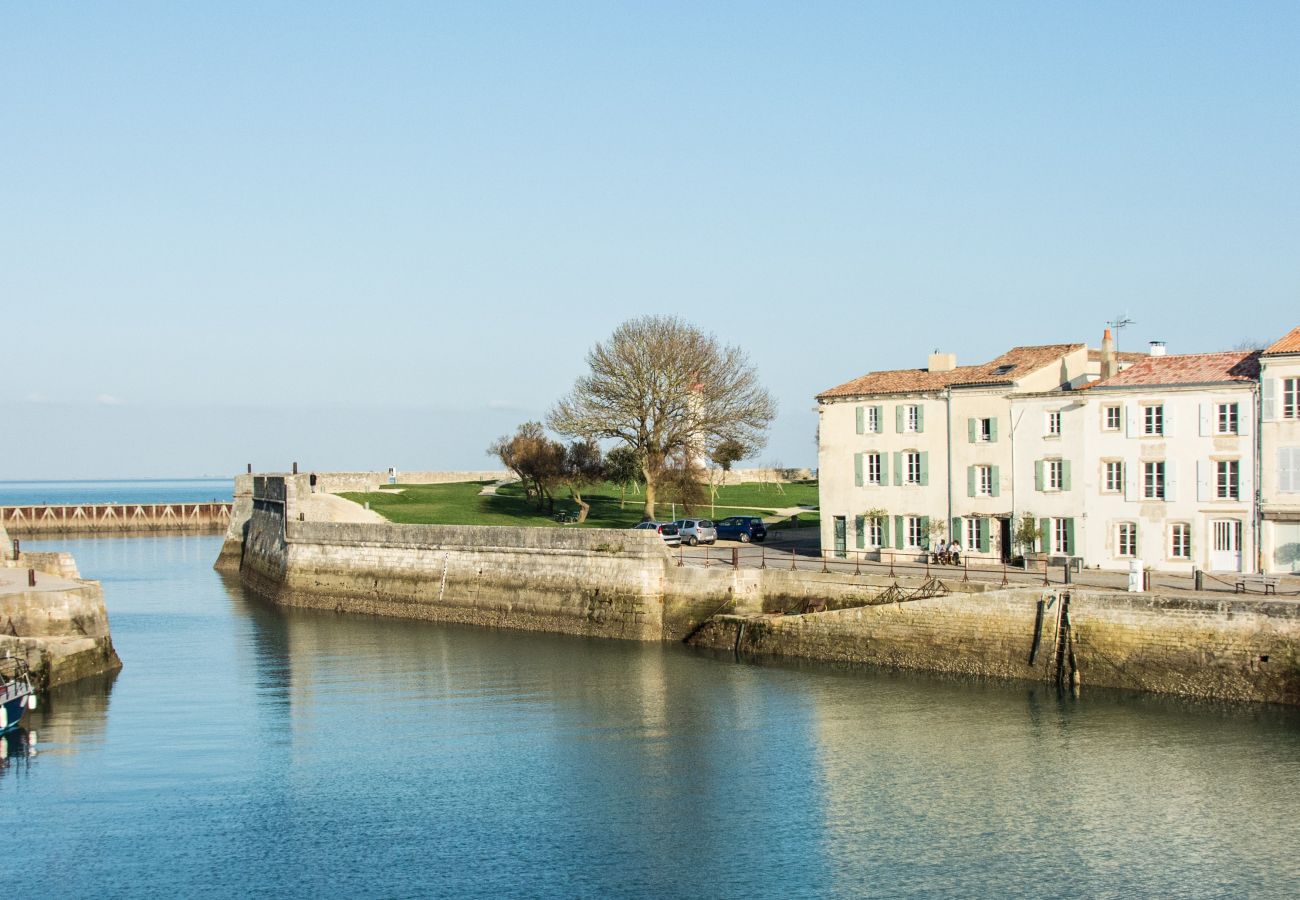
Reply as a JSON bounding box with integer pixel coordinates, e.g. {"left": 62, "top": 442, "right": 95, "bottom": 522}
{"left": 2, "top": 501, "right": 233, "bottom": 537}
{"left": 217, "top": 473, "right": 1300, "bottom": 705}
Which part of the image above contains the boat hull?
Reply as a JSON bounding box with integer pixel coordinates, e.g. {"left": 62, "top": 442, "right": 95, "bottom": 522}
{"left": 1, "top": 697, "right": 27, "bottom": 734}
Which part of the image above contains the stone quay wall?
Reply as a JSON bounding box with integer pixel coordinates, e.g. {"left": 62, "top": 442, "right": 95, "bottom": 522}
{"left": 686, "top": 588, "right": 1300, "bottom": 705}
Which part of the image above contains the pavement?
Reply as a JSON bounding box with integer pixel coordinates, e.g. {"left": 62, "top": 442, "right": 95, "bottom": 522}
{"left": 301, "top": 491, "right": 386, "bottom": 524}
{"left": 0, "top": 565, "right": 82, "bottom": 595}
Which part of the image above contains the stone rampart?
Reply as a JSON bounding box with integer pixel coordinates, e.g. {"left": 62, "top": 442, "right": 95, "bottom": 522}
{"left": 687, "top": 588, "right": 1300, "bottom": 705}
{"left": 0, "top": 563, "right": 123, "bottom": 689}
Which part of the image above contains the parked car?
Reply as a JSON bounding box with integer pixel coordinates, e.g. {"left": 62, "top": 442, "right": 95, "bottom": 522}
{"left": 632, "top": 520, "right": 681, "bottom": 547}
{"left": 714, "top": 515, "right": 767, "bottom": 543}
{"left": 672, "top": 518, "right": 717, "bottom": 546}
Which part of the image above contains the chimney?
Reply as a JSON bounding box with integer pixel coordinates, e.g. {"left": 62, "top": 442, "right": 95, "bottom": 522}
{"left": 928, "top": 351, "right": 957, "bottom": 372}
{"left": 1100, "top": 328, "right": 1117, "bottom": 379}
{"left": 1148, "top": 341, "right": 1167, "bottom": 357}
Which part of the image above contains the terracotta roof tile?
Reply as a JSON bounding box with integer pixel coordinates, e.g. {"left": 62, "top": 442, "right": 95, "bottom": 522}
{"left": 1087, "top": 348, "right": 1147, "bottom": 363}
{"left": 817, "top": 344, "right": 1084, "bottom": 399}
{"left": 1263, "top": 326, "right": 1300, "bottom": 356}
{"left": 1089, "top": 351, "right": 1260, "bottom": 388}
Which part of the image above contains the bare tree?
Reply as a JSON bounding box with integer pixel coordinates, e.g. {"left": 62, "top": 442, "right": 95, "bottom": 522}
{"left": 549, "top": 316, "right": 776, "bottom": 520}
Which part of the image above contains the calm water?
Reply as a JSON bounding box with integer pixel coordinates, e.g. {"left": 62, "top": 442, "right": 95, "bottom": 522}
{"left": 4, "top": 534, "right": 1300, "bottom": 898}
{"left": 0, "top": 478, "right": 233, "bottom": 506}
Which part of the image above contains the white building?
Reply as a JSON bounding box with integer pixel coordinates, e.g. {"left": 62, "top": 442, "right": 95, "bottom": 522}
{"left": 1260, "top": 326, "right": 1300, "bottom": 573}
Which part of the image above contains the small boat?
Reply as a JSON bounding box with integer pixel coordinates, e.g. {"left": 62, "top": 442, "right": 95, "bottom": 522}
{"left": 0, "top": 658, "right": 37, "bottom": 733}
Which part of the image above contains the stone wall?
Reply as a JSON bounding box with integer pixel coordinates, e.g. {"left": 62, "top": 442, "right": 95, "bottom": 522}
{"left": 687, "top": 588, "right": 1300, "bottom": 705}
{"left": 0, "top": 567, "right": 122, "bottom": 690}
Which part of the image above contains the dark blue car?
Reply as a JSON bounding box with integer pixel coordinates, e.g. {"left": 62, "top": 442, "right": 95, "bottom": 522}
{"left": 715, "top": 516, "right": 767, "bottom": 543}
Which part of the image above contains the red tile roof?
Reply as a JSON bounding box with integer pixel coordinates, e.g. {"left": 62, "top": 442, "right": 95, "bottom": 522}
{"left": 1088, "top": 351, "right": 1260, "bottom": 389}
{"left": 1087, "top": 348, "right": 1147, "bottom": 364}
{"left": 817, "top": 344, "right": 1084, "bottom": 399}
{"left": 1263, "top": 326, "right": 1300, "bottom": 356}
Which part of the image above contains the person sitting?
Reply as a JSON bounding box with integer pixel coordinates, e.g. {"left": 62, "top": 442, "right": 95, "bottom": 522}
{"left": 948, "top": 540, "right": 961, "bottom": 564}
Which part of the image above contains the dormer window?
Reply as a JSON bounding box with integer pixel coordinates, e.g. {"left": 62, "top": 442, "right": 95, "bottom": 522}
{"left": 993, "top": 364, "right": 1016, "bottom": 376}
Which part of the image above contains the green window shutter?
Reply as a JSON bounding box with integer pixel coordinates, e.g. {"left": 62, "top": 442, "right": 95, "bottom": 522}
{"left": 879, "top": 452, "right": 889, "bottom": 484}
{"left": 919, "top": 516, "right": 930, "bottom": 544}
{"left": 1038, "top": 518, "right": 1050, "bottom": 553}
{"left": 951, "top": 517, "right": 961, "bottom": 544}
{"left": 895, "top": 405, "right": 905, "bottom": 433}
{"left": 1034, "top": 459, "right": 1044, "bottom": 492}
{"left": 919, "top": 452, "right": 929, "bottom": 486}
{"left": 893, "top": 452, "right": 902, "bottom": 486}
{"left": 855, "top": 407, "right": 864, "bottom": 435}
{"left": 1061, "top": 460, "right": 1072, "bottom": 491}
{"left": 854, "top": 453, "right": 864, "bottom": 487}
{"left": 916, "top": 406, "right": 925, "bottom": 433}
{"left": 1064, "top": 518, "right": 1076, "bottom": 556}
{"left": 967, "top": 466, "right": 976, "bottom": 498}
{"left": 989, "top": 418, "right": 998, "bottom": 443}
{"left": 978, "top": 518, "right": 990, "bottom": 553}
{"left": 967, "top": 418, "right": 978, "bottom": 443}
{"left": 880, "top": 515, "right": 891, "bottom": 548}
{"left": 894, "top": 516, "right": 904, "bottom": 549}
{"left": 873, "top": 406, "right": 884, "bottom": 433}
{"left": 990, "top": 465, "right": 1001, "bottom": 498}
{"left": 855, "top": 515, "right": 865, "bottom": 549}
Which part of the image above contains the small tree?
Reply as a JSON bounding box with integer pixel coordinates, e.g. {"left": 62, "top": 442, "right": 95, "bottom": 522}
{"left": 487, "top": 422, "right": 565, "bottom": 511}
{"left": 604, "top": 445, "right": 644, "bottom": 510}
{"left": 1013, "top": 512, "right": 1040, "bottom": 558}
{"left": 561, "top": 439, "right": 605, "bottom": 524}
{"left": 660, "top": 453, "right": 708, "bottom": 517}
{"left": 707, "top": 438, "right": 748, "bottom": 516}
{"left": 927, "top": 518, "right": 947, "bottom": 548}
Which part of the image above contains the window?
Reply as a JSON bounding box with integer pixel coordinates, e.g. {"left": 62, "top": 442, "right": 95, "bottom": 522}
{"left": 868, "top": 518, "right": 883, "bottom": 548}
{"left": 1046, "top": 411, "right": 1062, "bottom": 436}
{"left": 1117, "top": 522, "right": 1138, "bottom": 557}
{"left": 1216, "top": 459, "right": 1240, "bottom": 500}
{"left": 905, "top": 451, "right": 922, "bottom": 485}
{"left": 1104, "top": 405, "right": 1122, "bottom": 431}
{"left": 1104, "top": 461, "right": 1124, "bottom": 493}
{"left": 1047, "top": 459, "right": 1063, "bottom": 490}
{"left": 1216, "top": 402, "right": 1239, "bottom": 435}
{"left": 1144, "top": 404, "right": 1164, "bottom": 435}
{"left": 976, "top": 465, "right": 993, "bottom": 497}
{"left": 965, "top": 519, "right": 980, "bottom": 551}
{"left": 978, "top": 418, "right": 993, "bottom": 442}
{"left": 1053, "top": 518, "right": 1070, "bottom": 555}
{"left": 905, "top": 405, "right": 920, "bottom": 432}
{"left": 866, "top": 406, "right": 880, "bottom": 433}
{"left": 905, "top": 516, "right": 923, "bottom": 549}
{"left": 1285, "top": 378, "right": 1299, "bottom": 419}
{"left": 1170, "top": 523, "right": 1191, "bottom": 560}
{"left": 866, "top": 453, "right": 882, "bottom": 485}
{"left": 1143, "top": 461, "right": 1166, "bottom": 500}
{"left": 1281, "top": 447, "right": 1300, "bottom": 493}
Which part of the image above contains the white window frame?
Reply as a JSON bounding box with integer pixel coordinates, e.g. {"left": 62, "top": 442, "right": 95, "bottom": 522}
{"left": 1103, "top": 460, "right": 1123, "bottom": 493}
{"left": 1284, "top": 378, "right": 1298, "bottom": 419}
{"left": 905, "top": 516, "right": 923, "bottom": 549}
{"left": 1143, "top": 461, "right": 1166, "bottom": 500}
{"left": 1047, "top": 459, "right": 1063, "bottom": 491}
{"left": 965, "top": 518, "right": 980, "bottom": 551}
{"left": 976, "top": 465, "right": 993, "bottom": 497}
{"left": 1046, "top": 410, "right": 1062, "bottom": 436}
{"left": 1216, "top": 459, "right": 1240, "bottom": 500}
{"left": 905, "top": 405, "right": 920, "bottom": 432}
{"left": 1144, "top": 404, "right": 1164, "bottom": 435}
{"left": 866, "top": 407, "right": 879, "bottom": 433}
{"left": 905, "top": 451, "right": 921, "bottom": 485}
{"left": 1104, "top": 405, "right": 1122, "bottom": 431}
{"left": 1170, "top": 523, "right": 1191, "bottom": 560}
{"left": 1216, "top": 402, "right": 1239, "bottom": 435}
{"left": 866, "top": 453, "right": 882, "bottom": 485}
{"left": 868, "top": 518, "right": 883, "bottom": 548}
{"left": 1117, "top": 522, "right": 1138, "bottom": 557}
{"left": 1053, "top": 518, "right": 1069, "bottom": 555}
{"left": 978, "top": 418, "right": 993, "bottom": 442}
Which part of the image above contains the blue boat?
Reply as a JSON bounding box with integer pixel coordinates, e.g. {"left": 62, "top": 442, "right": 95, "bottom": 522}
{"left": 0, "top": 658, "right": 36, "bottom": 733}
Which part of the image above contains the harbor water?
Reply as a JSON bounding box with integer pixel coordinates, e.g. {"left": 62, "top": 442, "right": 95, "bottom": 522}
{"left": 4, "top": 533, "right": 1300, "bottom": 898}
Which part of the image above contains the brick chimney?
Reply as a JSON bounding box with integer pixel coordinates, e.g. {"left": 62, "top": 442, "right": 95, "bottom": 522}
{"left": 1100, "top": 328, "right": 1117, "bottom": 379}
{"left": 928, "top": 351, "right": 957, "bottom": 372}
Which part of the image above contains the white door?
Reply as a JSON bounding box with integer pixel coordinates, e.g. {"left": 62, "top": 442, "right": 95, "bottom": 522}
{"left": 1210, "top": 520, "right": 1242, "bottom": 572}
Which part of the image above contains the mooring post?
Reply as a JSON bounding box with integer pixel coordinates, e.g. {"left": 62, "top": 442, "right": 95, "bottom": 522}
{"left": 1194, "top": 568, "right": 1204, "bottom": 591}
{"left": 1063, "top": 562, "right": 1072, "bottom": 584}
{"left": 10, "top": 539, "right": 17, "bottom": 561}
{"left": 292, "top": 461, "right": 299, "bottom": 475}
{"left": 28, "top": 568, "right": 36, "bottom": 587}
{"left": 246, "top": 463, "right": 252, "bottom": 474}
{"left": 731, "top": 547, "right": 739, "bottom": 569}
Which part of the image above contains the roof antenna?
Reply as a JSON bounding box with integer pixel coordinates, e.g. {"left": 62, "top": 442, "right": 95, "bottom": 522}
{"left": 1107, "top": 313, "right": 1134, "bottom": 356}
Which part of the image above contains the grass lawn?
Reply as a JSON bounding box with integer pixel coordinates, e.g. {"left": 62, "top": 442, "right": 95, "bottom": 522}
{"left": 339, "top": 479, "right": 818, "bottom": 528}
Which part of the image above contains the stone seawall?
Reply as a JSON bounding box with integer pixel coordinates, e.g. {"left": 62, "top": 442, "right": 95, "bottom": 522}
{"left": 686, "top": 589, "right": 1300, "bottom": 705}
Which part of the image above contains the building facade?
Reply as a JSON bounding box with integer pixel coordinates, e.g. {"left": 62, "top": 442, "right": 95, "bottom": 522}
{"left": 1260, "top": 327, "right": 1300, "bottom": 574}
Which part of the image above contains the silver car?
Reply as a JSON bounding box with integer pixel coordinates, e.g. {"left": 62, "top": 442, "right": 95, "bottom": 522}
{"left": 632, "top": 520, "right": 681, "bottom": 547}
{"left": 673, "top": 518, "right": 717, "bottom": 546}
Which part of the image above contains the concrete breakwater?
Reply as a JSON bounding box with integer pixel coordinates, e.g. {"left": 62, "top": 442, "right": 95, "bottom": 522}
{"left": 3, "top": 501, "right": 233, "bottom": 536}
{"left": 222, "top": 473, "right": 1300, "bottom": 705}
{"left": 0, "top": 525, "right": 123, "bottom": 688}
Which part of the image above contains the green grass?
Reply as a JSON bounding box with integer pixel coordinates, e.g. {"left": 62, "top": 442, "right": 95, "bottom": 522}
{"left": 338, "top": 479, "right": 818, "bottom": 529}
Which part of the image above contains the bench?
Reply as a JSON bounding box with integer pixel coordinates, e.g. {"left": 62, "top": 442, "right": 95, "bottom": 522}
{"left": 1235, "top": 575, "right": 1280, "bottom": 595}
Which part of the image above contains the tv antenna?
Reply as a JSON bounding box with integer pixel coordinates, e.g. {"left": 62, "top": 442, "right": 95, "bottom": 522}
{"left": 1107, "top": 314, "right": 1135, "bottom": 355}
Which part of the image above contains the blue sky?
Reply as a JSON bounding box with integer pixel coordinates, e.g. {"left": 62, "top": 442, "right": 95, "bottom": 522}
{"left": 3, "top": 2, "right": 1297, "bottom": 478}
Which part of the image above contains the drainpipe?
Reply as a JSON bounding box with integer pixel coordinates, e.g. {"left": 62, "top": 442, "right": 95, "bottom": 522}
{"left": 1009, "top": 407, "right": 1025, "bottom": 556}
{"left": 944, "top": 388, "right": 953, "bottom": 543}
{"left": 1254, "top": 381, "right": 1263, "bottom": 574}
